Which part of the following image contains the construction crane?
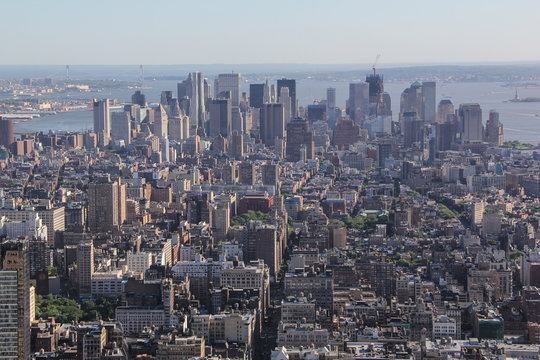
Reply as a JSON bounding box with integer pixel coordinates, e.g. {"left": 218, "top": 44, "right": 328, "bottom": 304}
{"left": 372, "top": 54, "right": 381, "bottom": 75}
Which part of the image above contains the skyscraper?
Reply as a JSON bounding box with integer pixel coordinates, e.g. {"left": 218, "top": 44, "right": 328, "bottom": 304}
{"left": 239, "top": 162, "right": 256, "bottom": 185}
{"left": 111, "top": 111, "right": 131, "bottom": 144}
{"left": 168, "top": 99, "right": 189, "bottom": 142}
{"left": 260, "top": 103, "right": 285, "bottom": 147}
{"left": 77, "top": 241, "right": 94, "bottom": 296}
{"left": 437, "top": 99, "right": 454, "bottom": 124}
{"left": 230, "top": 130, "right": 244, "bottom": 158}
{"left": 249, "top": 83, "right": 265, "bottom": 108}
{"left": 87, "top": 178, "right": 126, "bottom": 232}
{"left": 277, "top": 79, "right": 296, "bottom": 118}
{"left": 1, "top": 240, "right": 30, "bottom": 360}
{"left": 0, "top": 117, "right": 14, "bottom": 148}
{"left": 423, "top": 81, "right": 436, "bottom": 123}
{"left": 400, "top": 82, "right": 424, "bottom": 124}
{"left": 485, "top": 110, "right": 504, "bottom": 146}
{"left": 347, "top": 83, "right": 369, "bottom": 122}
{"left": 262, "top": 163, "right": 279, "bottom": 190}
{"left": 131, "top": 90, "right": 146, "bottom": 107}
{"left": 279, "top": 87, "right": 292, "bottom": 124}
{"left": 209, "top": 98, "right": 232, "bottom": 138}
{"left": 215, "top": 73, "right": 241, "bottom": 107}
{"left": 286, "top": 118, "right": 314, "bottom": 162}
{"left": 326, "top": 88, "right": 336, "bottom": 129}
{"left": 93, "top": 99, "right": 110, "bottom": 144}
{"left": 154, "top": 104, "right": 168, "bottom": 138}
{"left": 459, "top": 103, "right": 483, "bottom": 142}
{"left": 366, "top": 72, "right": 384, "bottom": 104}
{"left": 178, "top": 72, "right": 206, "bottom": 131}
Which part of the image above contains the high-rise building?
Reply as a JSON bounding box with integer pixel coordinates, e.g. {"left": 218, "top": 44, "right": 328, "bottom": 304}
{"left": 160, "top": 90, "right": 173, "bottom": 106}
{"left": 286, "top": 118, "right": 314, "bottom": 162}
{"left": 378, "top": 142, "right": 392, "bottom": 168}
{"left": 366, "top": 72, "right": 384, "bottom": 105}
{"left": 168, "top": 99, "right": 189, "bottom": 142}
{"left": 459, "top": 103, "right": 483, "bottom": 142}
{"left": 215, "top": 73, "right": 241, "bottom": 107}
{"left": 111, "top": 111, "right": 131, "bottom": 144}
{"left": 178, "top": 72, "right": 206, "bottom": 131}
{"left": 230, "top": 130, "right": 244, "bottom": 158}
{"left": 332, "top": 119, "right": 361, "bottom": 149}
{"left": 485, "top": 110, "right": 504, "bottom": 146}
{"left": 326, "top": 88, "right": 336, "bottom": 129}
{"left": 279, "top": 87, "right": 292, "bottom": 124}
{"left": 1, "top": 240, "right": 30, "bottom": 360}
{"left": 131, "top": 90, "right": 146, "bottom": 107}
{"left": 249, "top": 83, "right": 265, "bottom": 108}
{"left": 209, "top": 98, "right": 232, "bottom": 138}
{"left": 403, "top": 112, "right": 425, "bottom": 147}
{"left": 154, "top": 104, "right": 168, "bottom": 138}
{"left": 262, "top": 163, "right": 279, "bottom": 190}
{"left": 423, "top": 81, "right": 436, "bottom": 123}
{"left": 93, "top": 99, "right": 110, "bottom": 144}
{"left": 347, "top": 82, "right": 369, "bottom": 122}
{"left": 239, "top": 162, "right": 256, "bottom": 185}
{"left": 277, "top": 79, "right": 296, "bottom": 118}
{"left": 231, "top": 107, "right": 243, "bottom": 134}
{"left": 366, "top": 71, "right": 391, "bottom": 117}
{"left": 400, "top": 82, "right": 425, "bottom": 123}
{"left": 77, "top": 241, "right": 94, "bottom": 296}
{"left": 87, "top": 178, "right": 126, "bottom": 232}
{"left": 437, "top": 99, "right": 454, "bottom": 124}
{"left": 260, "top": 103, "right": 285, "bottom": 147}
{"left": 0, "top": 117, "right": 15, "bottom": 148}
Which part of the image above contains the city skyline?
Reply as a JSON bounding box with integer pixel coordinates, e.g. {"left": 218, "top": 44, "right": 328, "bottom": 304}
{"left": 2, "top": 0, "right": 540, "bottom": 65}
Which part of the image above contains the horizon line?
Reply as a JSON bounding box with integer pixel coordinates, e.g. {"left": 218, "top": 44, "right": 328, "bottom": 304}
{"left": 2, "top": 60, "right": 540, "bottom": 67}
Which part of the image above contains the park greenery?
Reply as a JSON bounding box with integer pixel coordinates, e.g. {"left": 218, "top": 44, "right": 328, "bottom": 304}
{"left": 35, "top": 294, "right": 118, "bottom": 323}
{"left": 230, "top": 210, "right": 268, "bottom": 226}
{"left": 329, "top": 215, "right": 387, "bottom": 232}
{"left": 502, "top": 140, "right": 539, "bottom": 150}
{"left": 438, "top": 204, "right": 457, "bottom": 219}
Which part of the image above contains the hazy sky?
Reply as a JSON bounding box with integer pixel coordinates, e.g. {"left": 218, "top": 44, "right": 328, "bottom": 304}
{"left": 2, "top": 0, "right": 539, "bottom": 65}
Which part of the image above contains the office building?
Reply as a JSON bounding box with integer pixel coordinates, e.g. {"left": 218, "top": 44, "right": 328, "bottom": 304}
{"left": 0, "top": 240, "right": 30, "bottom": 360}
{"left": 215, "top": 73, "right": 241, "bottom": 107}
{"left": 238, "top": 162, "right": 255, "bottom": 185}
{"left": 87, "top": 178, "right": 126, "bottom": 232}
{"left": 262, "top": 163, "right": 279, "bottom": 189}
{"left": 209, "top": 98, "right": 231, "bottom": 138}
{"left": 260, "top": 103, "right": 285, "bottom": 147}
{"left": 111, "top": 111, "right": 131, "bottom": 145}
{"left": 485, "top": 110, "right": 504, "bottom": 146}
{"left": 459, "top": 103, "right": 483, "bottom": 142}
{"left": 286, "top": 118, "right": 314, "bottom": 162}
{"left": 347, "top": 82, "right": 369, "bottom": 122}
{"left": 249, "top": 83, "right": 265, "bottom": 108}
{"left": 437, "top": 99, "right": 454, "bottom": 124}
{"left": 93, "top": 99, "right": 110, "bottom": 144}
{"left": 168, "top": 100, "right": 189, "bottom": 142}
{"left": 279, "top": 86, "right": 292, "bottom": 123}
{"left": 326, "top": 87, "right": 336, "bottom": 128}
{"left": 277, "top": 79, "right": 296, "bottom": 118}
{"left": 400, "top": 82, "right": 425, "bottom": 124}
{"left": 77, "top": 241, "right": 94, "bottom": 296}
{"left": 0, "top": 117, "right": 14, "bottom": 148}
{"left": 178, "top": 72, "right": 206, "bottom": 130}
{"left": 423, "top": 81, "right": 436, "bottom": 123}
{"left": 154, "top": 104, "right": 168, "bottom": 138}
{"left": 127, "top": 252, "right": 152, "bottom": 274}
{"left": 230, "top": 130, "right": 243, "bottom": 158}
{"left": 131, "top": 90, "right": 146, "bottom": 107}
